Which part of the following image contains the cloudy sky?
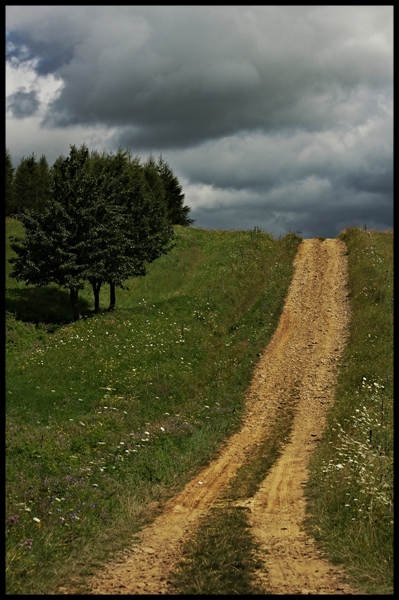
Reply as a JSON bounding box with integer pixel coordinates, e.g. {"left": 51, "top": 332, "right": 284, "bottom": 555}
{"left": 6, "top": 6, "right": 393, "bottom": 238}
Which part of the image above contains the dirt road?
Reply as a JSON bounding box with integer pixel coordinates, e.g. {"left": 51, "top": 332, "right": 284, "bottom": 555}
{"left": 84, "top": 238, "right": 358, "bottom": 594}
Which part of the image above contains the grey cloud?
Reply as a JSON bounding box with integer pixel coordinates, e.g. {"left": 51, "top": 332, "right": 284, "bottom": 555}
{"left": 6, "top": 6, "right": 392, "bottom": 148}
{"left": 6, "top": 7, "right": 88, "bottom": 75}
{"left": 169, "top": 106, "right": 393, "bottom": 197}
{"left": 7, "top": 88, "right": 40, "bottom": 118}
{"left": 190, "top": 185, "right": 392, "bottom": 240}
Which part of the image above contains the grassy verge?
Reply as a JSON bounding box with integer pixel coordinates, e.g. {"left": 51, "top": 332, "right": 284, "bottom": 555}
{"left": 304, "top": 227, "right": 393, "bottom": 595}
{"left": 6, "top": 217, "right": 301, "bottom": 594}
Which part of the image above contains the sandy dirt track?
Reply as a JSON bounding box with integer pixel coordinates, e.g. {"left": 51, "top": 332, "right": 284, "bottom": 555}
{"left": 73, "top": 238, "right": 360, "bottom": 595}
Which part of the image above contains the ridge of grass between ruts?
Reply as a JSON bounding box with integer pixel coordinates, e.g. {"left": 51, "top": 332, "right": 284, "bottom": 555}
{"left": 168, "top": 385, "right": 298, "bottom": 595}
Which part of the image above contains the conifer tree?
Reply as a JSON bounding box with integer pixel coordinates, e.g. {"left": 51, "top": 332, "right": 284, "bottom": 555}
{"left": 143, "top": 153, "right": 166, "bottom": 206}
{"left": 157, "top": 154, "right": 194, "bottom": 226}
{"left": 13, "top": 153, "right": 39, "bottom": 214}
{"left": 6, "top": 147, "right": 15, "bottom": 217}
{"left": 12, "top": 152, "right": 51, "bottom": 215}
{"left": 36, "top": 154, "right": 51, "bottom": 213}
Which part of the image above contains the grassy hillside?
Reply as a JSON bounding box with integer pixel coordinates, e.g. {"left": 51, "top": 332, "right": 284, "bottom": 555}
{"left": 6, "top": 217, "right": 301, "bottom": 594}
{"left": 5, "top": 219, "right": 393, "bottom": 595}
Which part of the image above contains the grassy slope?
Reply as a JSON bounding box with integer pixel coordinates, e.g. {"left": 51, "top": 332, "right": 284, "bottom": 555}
{"left": 6, "top": 220, "right": 393, "bottom": 595}
{"left": 6, "top": 218, "right": 301, "bottom": 593}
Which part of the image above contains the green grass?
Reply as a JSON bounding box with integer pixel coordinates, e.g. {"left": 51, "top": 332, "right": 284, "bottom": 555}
{"left": 164, "top": 228, "right": 394, "bottom": 596}
{"left": 6, "top": 217, "right": 301, "bottom": 594}
{"left": 169, "top": 505, "right": 266, "bottom": 595}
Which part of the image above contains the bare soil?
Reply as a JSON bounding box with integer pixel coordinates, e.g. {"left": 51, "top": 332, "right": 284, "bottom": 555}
{"left": 68, "top": 238, "right": 361, "bottom": 595}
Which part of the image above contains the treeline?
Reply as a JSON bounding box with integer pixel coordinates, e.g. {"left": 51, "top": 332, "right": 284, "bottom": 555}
{"left": 7, "top": 144, "right": 193, "bottom": 320}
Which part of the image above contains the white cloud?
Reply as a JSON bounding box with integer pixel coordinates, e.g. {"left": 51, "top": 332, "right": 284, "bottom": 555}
{"left": 6, "top": 56, "right": 64, "bottom": 116}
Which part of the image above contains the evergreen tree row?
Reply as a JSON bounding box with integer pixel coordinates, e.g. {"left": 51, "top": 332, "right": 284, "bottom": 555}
{"left": 5, "top": 146, "right": 193, "bottom": 227}
{"left": 8, "top": 144, "right": 193, "bottom": 320}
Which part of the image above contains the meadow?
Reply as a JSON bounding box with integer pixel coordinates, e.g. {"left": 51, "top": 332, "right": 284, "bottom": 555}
{"left": 5, "top": 219, "right": 393, "bottom": 595}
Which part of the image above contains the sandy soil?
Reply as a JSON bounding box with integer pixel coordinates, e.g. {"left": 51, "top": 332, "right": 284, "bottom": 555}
{"left": 70, "top": 238, "right": 360, "bottom": 595}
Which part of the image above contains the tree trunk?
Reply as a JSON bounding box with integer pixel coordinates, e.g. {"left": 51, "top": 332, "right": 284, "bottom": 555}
{"left": 108, "top": 282, "right": 116, "bottom": 311}
{"left": 90, "top": 278, "right": 103, "bottom": 313}
{"left": 70, "top": 288, "right": 82, "bottom": 321}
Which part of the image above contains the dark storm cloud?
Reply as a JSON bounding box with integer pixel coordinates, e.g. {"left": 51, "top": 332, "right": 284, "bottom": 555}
{"left": 6, "top": 6, "right": 393, "bottom": 147}
{"left": 172, "top": 119, "right": 393, "bottom": 199}
{"left": 6, "top": 5, "right": 393, "bottom": 238}
{"left": 190, "top": 183, "right": 392, "bottom": 240}
{"left": 7, "top": 88, "right": 40, "bottom": 118}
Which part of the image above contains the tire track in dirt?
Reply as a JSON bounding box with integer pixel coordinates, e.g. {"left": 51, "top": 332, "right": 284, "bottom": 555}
{"left": 68, "top": 238, "right": 358, "bottom": 595}
{"left": 243, "top": 238, "right": 357, "bottom": 594}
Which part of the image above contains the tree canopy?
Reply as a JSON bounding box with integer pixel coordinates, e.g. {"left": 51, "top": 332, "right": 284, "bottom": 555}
{"left": 6, "top": 146, "right": 193, "bottom": 225}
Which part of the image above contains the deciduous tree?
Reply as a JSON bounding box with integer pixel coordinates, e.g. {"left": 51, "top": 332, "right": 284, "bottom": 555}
{"left": 9, "top": 145, "right": 103, "bottom": 320}
{"left": 91, "top": 149, "right": 174, "bottom": 311}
